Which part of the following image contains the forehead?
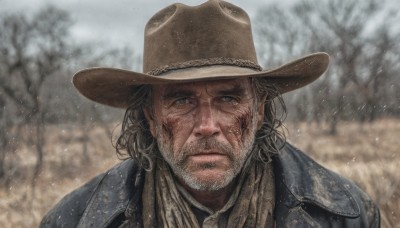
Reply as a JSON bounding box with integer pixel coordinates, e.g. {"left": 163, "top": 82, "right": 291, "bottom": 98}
{"left": 152, "top": 78, "right": 253, "bottom": 95}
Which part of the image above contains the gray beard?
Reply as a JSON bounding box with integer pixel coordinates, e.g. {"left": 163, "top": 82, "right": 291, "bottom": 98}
{"left": 156, "top": 122, "right": 258, "bottom": 191}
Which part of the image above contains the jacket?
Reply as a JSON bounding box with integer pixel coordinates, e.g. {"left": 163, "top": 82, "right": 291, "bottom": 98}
{"left": 40, "top": 143, "right": 380, "bottom": 227}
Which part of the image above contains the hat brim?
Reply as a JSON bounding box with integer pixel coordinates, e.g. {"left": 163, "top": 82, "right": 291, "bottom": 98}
{"left": 73, "top": 52, "right": 329, "bottom": 108}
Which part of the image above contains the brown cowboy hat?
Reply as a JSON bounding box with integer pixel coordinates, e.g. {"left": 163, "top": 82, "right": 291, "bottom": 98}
{"left": 73, "top": 0, "right": 329, "bottom": 109}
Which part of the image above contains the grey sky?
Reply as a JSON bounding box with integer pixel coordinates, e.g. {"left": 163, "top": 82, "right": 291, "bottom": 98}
{"left": 2, "top": 0, "right": 398, "bottom": 56}
{"left": 1, "top": 0, "right": 298, "bottom": 53}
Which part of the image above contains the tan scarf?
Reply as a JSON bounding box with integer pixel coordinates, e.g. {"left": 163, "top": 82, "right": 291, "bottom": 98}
{"left": 141, "top": 158, "right": 275, "bottom": 228}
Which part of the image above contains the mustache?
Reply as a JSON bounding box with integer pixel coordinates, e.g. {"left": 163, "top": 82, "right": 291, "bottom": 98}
{"left": 178, "top": 138, "right": 234, "bottom": 161}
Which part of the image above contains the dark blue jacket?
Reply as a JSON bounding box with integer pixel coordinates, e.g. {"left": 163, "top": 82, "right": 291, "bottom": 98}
{"left": 40, "top": 143, "right": 380, "bottom": 227}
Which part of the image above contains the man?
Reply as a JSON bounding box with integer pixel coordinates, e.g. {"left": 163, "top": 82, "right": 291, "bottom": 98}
{"left": 41, "top": 0, "right": 380, "bottom": 227}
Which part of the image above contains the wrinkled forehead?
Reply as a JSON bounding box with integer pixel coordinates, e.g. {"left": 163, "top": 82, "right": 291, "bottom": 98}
{"left": 151, "top": 77, "right": 254, "bottom": 96}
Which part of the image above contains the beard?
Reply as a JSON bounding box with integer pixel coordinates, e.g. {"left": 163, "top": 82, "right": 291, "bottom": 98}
{"left": 156, "top": 127, "right": 257, "bottom": 191}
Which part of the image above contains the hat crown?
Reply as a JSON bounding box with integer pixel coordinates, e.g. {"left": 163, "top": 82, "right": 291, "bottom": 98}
{"left": 73, "top": 0, "right": 329, "bottom": 109}
{"left": 143, "top": 0, "right": 258, "bottom": 73}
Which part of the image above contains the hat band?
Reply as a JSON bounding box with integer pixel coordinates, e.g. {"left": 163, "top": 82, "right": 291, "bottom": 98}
{"left": 147, "top": 57, "right": 262, "bottom": 76}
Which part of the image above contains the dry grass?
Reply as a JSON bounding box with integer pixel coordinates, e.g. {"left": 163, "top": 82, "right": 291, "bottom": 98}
{"left": 0, "top": 119, "right": 399, "bottom": 227}
{"left": 0, "top": 124, "right": 120, "bottom": 227}
{"left": 287, "top": 119, "right": 400, "bottom": 228}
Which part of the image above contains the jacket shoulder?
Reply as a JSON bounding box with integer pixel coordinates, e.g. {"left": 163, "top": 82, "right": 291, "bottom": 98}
{"left": 275, "top": 142, "right": 380, "bottom": 227}
{"left": 40, "top": 159, "right": 139, "bottom": 228}
{"left": 40, "top": 172, "right": 106, "bottom": 228}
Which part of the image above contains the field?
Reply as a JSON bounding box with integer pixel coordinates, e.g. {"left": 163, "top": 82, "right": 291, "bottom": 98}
{"left": 0, "top": 119, "right": 399, "bottom": 227}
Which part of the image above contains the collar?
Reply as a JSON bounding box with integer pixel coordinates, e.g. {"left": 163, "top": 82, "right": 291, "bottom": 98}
{"left": 77, "top": 160, "right": 140, "bottom": 228}
{"left": 274, "top": 142, "right": 360, "bottom": 218}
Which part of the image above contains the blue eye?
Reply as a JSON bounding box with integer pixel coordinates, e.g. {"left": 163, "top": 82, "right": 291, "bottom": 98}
{"left": 174, "top": 97, "right": 192, "bottom": 105}
{"left": 220, "top": 96, "right": 238, "bottom": 103}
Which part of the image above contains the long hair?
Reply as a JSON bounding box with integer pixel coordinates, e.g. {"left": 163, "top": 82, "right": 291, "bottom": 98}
{"left": 115, "top": 77, "right": 287, "bottom": 169}
{"left": 251, "top": 77, "right": 287, "bottom": 163}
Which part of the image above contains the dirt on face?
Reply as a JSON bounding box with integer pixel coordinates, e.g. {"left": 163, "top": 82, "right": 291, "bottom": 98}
{"left": 147, "top": 78, "right": 262, "bottom": 191}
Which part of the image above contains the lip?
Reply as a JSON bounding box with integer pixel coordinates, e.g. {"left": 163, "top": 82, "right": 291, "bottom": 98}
{"left": 190, "top": 151, "right": 225, "bottom": 156}
{"left": 192, "top": 151, "right": 223, "bottom": 155}
{"left": 188, "top": 152, "right": 227, "bottom": 162}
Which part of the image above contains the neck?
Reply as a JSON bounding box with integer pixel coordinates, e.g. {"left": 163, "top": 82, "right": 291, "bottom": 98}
{"left": 179, "top": 179, "right": 236, "bottom": 212}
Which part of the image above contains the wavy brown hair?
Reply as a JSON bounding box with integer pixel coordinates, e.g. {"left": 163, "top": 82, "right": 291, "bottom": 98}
{"left": 115, "top": 77, "right": 287, "bottom": 170}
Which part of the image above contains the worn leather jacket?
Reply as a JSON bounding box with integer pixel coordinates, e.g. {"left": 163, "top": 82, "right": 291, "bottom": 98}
{"left": 40, "top": 143, "right": 380, "bottom": 227}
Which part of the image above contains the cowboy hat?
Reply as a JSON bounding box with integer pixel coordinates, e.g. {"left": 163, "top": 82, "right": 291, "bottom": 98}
{"left": 73, "top": 0, "right": 329, "bottom": 108}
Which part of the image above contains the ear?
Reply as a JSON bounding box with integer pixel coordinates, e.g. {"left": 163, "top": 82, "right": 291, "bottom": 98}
{"left": 144, "top": 107, "right": 157, "bottom": 137}
{"left": 256, "top": 96, "right": 266, "bottom": 130}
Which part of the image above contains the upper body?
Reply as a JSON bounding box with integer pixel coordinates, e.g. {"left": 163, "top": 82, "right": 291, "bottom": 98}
{"left": 44, "top": 0, "right": 380, "bottom": 227}
{"left": 40, "top": 142, "right": 380, "bottom": 227}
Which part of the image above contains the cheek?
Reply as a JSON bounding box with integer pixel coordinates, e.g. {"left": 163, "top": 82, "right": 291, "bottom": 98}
{"left": 160, "top": 121, "right": 173, "bottom": 140}
{"left": 238, "top": 110, "right": 256, "bottom": 142}
{"left": 223, "top": 107, "right": 256, "bottom": 144}
{"left": 158, "top": 113, "right": 195, "bottom": 150}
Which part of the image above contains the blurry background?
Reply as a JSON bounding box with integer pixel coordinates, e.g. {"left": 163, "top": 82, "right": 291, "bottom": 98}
{"left": 0, "top": 0, "right": 399, "bottom": 227}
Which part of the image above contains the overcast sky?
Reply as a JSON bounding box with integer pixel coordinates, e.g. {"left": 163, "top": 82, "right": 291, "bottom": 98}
{"left": 2, "top": 0, "right": 398, "bottom": 57}
{"left": 1, "top": 0, "right": 299, "bottom": 53}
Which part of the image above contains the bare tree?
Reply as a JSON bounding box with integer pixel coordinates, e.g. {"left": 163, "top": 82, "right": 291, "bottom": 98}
{"left": 0, "top": 6, "right": 74, "bottom": 183}
{"left": 254, "top": 0, "right": 400, "bottom": 134}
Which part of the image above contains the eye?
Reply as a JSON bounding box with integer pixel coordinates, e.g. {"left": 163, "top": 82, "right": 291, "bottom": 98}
{"left": 173, "top": 97, "right": 196, "bottom": 106}
{"left": 219, "top": 96, "right": 239, "bottom": 104}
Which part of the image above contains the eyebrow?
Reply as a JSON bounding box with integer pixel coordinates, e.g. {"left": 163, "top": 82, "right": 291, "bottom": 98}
{"left": 216, "top": 85, "right": 246, "bottom": 97}
{"left": 162, "top": 89, "right": 195, "bottom": 100}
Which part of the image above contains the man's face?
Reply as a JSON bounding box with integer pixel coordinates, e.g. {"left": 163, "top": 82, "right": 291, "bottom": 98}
{"left": 145, "top": 78, "right": 265, "bottom": 191}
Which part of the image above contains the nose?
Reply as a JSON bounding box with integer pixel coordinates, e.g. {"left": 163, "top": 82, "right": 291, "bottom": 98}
{"left": 193, "top": 102, "right": 220, "bottom": 138}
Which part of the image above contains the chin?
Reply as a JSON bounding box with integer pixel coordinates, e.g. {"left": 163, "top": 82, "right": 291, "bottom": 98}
{"left": 180, "top": 169, "right": 237, "bottom": 191}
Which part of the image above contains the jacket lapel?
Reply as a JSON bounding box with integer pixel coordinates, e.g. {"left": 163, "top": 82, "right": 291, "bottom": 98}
{"left": 77, "top": 160, "right": 138, "bottom": 228}
{"left": 273, "top": 142, "right": 360, "bottom": 227}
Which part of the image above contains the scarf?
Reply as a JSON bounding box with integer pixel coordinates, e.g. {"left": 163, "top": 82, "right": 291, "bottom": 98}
{"left": 138, "top": 157, "right": 275, "bottom": 228}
